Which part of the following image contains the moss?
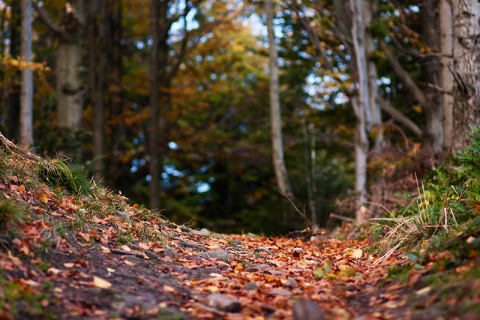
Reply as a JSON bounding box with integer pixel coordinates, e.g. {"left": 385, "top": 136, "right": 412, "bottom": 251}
{"left": 38, "top": 160, "right": 90, "bottom": 195}
{"left": 0, "top": 197, "right": 28, "bottom": 236}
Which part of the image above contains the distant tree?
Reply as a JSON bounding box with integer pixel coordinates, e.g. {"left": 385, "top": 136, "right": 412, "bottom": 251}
{"left": 20, "top": 0, "right": 34, "bottom": 147}
{"left": 265, "top": 0, "right": 292, "bottom": 196}
{"left": 33, "top": 0, "right": 87, "bottom": 131}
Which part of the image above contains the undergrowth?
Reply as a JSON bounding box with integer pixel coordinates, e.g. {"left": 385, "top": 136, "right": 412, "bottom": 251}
{"left": 375, "top": 127, "right": 480, "bottom": 261}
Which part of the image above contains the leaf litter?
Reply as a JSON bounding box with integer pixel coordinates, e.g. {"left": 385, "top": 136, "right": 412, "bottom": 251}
{"left": 0, "top": 141, "right": 479, "bottom": 319}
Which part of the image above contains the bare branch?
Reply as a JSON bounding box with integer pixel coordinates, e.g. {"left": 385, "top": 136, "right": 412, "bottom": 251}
{"left": 379, "top": 97, "right": 423, "bottom": 138}
{"left": 379, "top": 39, "right": 427, "bottom": 106}
{"left": 329, "top": 213, "right": 354, "bottom": 222}
{"left": 32, "top": 2, "right": 69, "bottom": 39}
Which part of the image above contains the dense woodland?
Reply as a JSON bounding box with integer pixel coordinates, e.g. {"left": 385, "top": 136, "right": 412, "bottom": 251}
{"left": 1, "top": 0, "right": 479, "bottom": 234}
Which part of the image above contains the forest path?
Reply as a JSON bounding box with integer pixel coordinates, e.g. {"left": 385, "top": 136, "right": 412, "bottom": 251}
{"left": 2, "top": 217, "right": 416, "bottom": 319}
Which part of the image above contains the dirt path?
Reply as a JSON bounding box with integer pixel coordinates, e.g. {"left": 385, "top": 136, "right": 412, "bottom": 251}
{"left": 1, "top": 218, "right": 412, "bottom": 319}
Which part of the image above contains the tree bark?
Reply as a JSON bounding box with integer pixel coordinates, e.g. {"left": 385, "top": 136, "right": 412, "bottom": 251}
{"left": 440, "top": 0, "right": 454, "bottom": 151}
{"left": 7, "top": 2, "right": 21, "bottom": 142}
{"left": 363, "top": 0, "right": 383, "bottom": 151}
{"left": 421, "top": 0, "right": 443, "bottom": 156}
{"left": 33, "top": 1, "right": 88, "bottom": 132}
{"left": 265, "top": 0, "right": 292, "bottom": 195}
{"left": 89, "top": 0, "right": 108, "bottom": 182}
{"left": 351, "top": 0, "right": 370, "bottom": 223}
{"left": 451, "top": 0, "right": 480, "bottom": 152}
{"left": 20, "top": 0, "right": 34, "bottom": 147}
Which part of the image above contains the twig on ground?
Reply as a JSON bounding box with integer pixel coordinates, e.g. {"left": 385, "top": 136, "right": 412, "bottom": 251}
{"left": 329, "top": 213, "right": 354, "bottom": 222}
{"left": 111, "top": 248, "right": 146, "bottom": 258}
{"left": 128, "top": 244, "right": 158, "bottom": 259}
{"left": 281, "top": 192, "right": 311, "bottom": 232}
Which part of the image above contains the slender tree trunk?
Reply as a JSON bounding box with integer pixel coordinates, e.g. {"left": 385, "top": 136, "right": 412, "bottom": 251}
{"left": 7, "top": 2, "right": 21, "bottom": 142}
{"left": 149, "top": 0, "right": 161, "bottom": 210}
{"left": 421, "top": 0, "right": 444, "bottom": 156}
{"left": 265, "top": 0, "right": 292, "bottom": 195}
{"left": 106, "top": 0, "right": 124, "bottom": 184}
{"left": 90, "top": 0, "right": 108, "bottom": 181}
{"left": 363, "top": 0, "right": 383, "bottom": 151}
{"left": 20, "top": 0, "right": 34, "bottom": 147}
{"left": 451, "top": 0, "right": 480, "bottom": 151}
{"left": 351, "top": 0, "right": 370, "bottom": 223}
{"left": 302, "top": 116, "right": 316, "bottom": 227}
{"left": 440, "top": 0, "right": 454, "bottom": 151}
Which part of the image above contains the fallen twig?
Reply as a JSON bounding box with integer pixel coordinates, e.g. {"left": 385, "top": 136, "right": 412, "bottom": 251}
{"left": 111, "top": 249, "right": 146, "bottom": 258}
{"left": 329, "top": 213, "right": 354, "bottom": 222}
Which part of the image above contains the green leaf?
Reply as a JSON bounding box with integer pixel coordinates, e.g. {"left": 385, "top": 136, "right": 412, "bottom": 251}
{"left": 314, "top": 267, "right": 325, "bottom": 278}
{"left": 406, "top": 253, "right": 418, "bottom": 263}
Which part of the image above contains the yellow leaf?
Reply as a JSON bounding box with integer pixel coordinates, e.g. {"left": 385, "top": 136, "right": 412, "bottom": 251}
{"left": 64, "top": 263, "right": 74, "bottom": 268}
{"left": 352, "top": 249, "right": 363, "bottom": 259}
{"left": 207, "top": 285, "right": 219, "bottom": 292}
{"left": 93, "top": 276, "right": 112, "bottom": 289}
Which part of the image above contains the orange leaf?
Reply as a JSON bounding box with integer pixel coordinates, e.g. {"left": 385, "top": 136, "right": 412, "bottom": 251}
{"left": 37, "top": 193, "right": 49, "bottom": 204}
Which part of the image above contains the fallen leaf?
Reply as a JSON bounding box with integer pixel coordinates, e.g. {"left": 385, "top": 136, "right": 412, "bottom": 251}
{"left": 64, "top": 263, "right": 74, "bottom": 268}
{"left": 163, "top": 285, "right": 176, "bottom": 293}
{"left": 47, "top": 267, "right": 62, "bottom": 275}
{"left": 37, "top": 193, "right": 49, "bottom": 204}
{"left": 92, "top": 276, "right": 112, "bottom": 289}
{"left": 352, "top": 249, "right": 363, "bottom": 259}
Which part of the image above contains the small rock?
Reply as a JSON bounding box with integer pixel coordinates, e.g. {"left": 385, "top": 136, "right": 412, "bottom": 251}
{"left": 267, "top": 288, "right": 291, "bottom": 296}
{"left": 293, "top": 299, "right": 325, "bottom": 320}
{"left": 231, "top": 240, "right": 243, "bottom": 246}
{"left": 245, "top": 264, "right": 269, "bottom": 272}
{"left": 267, "top": 270, "right": 282, "bottom": 276}
{"left": 245, "top": 282, "right": 258, "bottom": 290}
{"left": 206, "top": 293, "right": 241, "bottom": 313}
{"left": 261, "top": 305, "right": 276, "bottom": 314}
{"left": 200, "top": 250, "right": 233, "bottom": 261}
{"left": 284, "top": 277, "right": 297, "bottom": 288}
{"left": 164, "top": 249, "right": 178, "bottom": 258}
{"left": 191, "top": 228, "right": 211, "bottom": 237}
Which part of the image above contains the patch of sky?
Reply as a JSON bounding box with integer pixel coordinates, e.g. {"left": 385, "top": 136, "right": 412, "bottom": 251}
{"left": 381, "top": 77, "right": 391, "bottom": 85}
{"left": 164, "top": 165, "right": 183, "bottom": 177}
{"left": 208, "top": 177, "right": 215, "bottom": 183}
{"left": 131, "top": 103, "right": 138, "bottom": 110}
{"left": 168, "top": 141, "right": 178, "bottom": 150}
{"left": 239, "top": 124, "right": 248, "bottom": 133}
{"left": 189, "top": 176, "right": 195, "bottom": 182}
{"left": 146, "top": 175, "right": 152, "bottom": 182}
{"left": 196, "top": 182, "right": 211, "bottom": 193}
{"left": 409, "top": 5, "right": 419, "bottom": 13}
{"left": 135, "top": 41, "right": 145, "bottom": 50}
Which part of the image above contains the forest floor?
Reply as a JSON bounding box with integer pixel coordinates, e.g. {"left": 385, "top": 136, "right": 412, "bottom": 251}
{"left": 0, "top": 139, "right": 480, "bottom": 319}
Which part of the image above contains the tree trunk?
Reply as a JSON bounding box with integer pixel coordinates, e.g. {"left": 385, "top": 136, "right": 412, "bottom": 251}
{"left": 7, "top": 1, "right": 21, "bottom": 142}
{"left": 20, "top": 0, "right": 34, "bottom": 147}
{"left": 440, "top": 0, "right": 454, "bottom": 151}
{"left": 149, "top": 0, "right": 161, "bottom": 210}
{"left": 451, "top": 0, "right": 480, "bottom": 151}
{"left": 55, "top": 1, "right": 87, "bottom": 131}
{"left": 421, "top": 0, "right": 444, "bottom": 156}
{"left": 265, "top": 0, "right": 292, "bottom": 195}
{"left": 89, "top": 0, "right": 108, "bottom": 182}
{"left": 351, "top": 0, "right": 370, "bottom": 223}
{"left": 33, "top": 1, "right": 88, "bottom": 133}
{"left": 363, "top": 0, "right": 383, "bottom": 151}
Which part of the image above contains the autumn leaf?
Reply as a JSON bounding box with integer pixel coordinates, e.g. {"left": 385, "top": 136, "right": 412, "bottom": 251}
{"left": 92, "top": 276, "right": 112, "bottom": 289}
